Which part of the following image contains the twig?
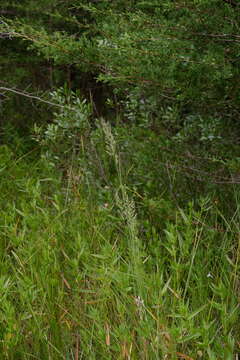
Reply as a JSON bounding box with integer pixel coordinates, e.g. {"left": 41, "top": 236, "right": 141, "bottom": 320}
{"left": 0, "top": 86, "right": 71, "bottom": 109}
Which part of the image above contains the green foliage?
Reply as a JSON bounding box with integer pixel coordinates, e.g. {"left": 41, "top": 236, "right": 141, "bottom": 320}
{"left": 1, "top": 0, "right": 239, "bottom": 127}
{"left": 33, "top": 88, "right": 91, "bottom": 168}
{"left": 0, "top": 0, "right": 240, "bottom": 358}
{"left": 0, "top": 138, "right": 239, "bottom": 358}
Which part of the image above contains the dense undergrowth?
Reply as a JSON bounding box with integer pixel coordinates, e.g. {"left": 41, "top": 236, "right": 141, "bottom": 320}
{"left": 0, "top": 0, "right": 240, "bottom": 358}
{"left": 0, "top": 111, "right": 239, "bottom": 359}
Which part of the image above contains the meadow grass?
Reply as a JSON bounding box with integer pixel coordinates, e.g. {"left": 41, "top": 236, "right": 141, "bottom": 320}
{"left": 0, "top": 138, "right": 239, "bottom": 360}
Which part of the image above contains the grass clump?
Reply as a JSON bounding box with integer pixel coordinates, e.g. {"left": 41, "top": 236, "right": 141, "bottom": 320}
{"left": 0, "top": 112, "right": 239, "bottom": 360}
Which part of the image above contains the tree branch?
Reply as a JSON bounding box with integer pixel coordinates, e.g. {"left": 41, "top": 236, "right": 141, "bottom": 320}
{"left": 0, "top": 86, "right": 69, "bottom": 109}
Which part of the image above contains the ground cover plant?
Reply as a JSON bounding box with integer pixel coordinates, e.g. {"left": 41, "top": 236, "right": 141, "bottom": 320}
{"left": 0, "top": 0, "right": 240, "bottom": 358}
{"left": 0, "top": 119, "right": 239, "bottom": 359}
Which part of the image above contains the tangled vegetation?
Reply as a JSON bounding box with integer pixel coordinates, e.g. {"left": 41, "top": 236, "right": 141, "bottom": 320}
{"left": 0, "top": 0, "right": 239, "bottom": 358}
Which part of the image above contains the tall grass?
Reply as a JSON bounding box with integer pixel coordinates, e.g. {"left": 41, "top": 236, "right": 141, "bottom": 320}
{"left": 0, "top": 123, "right": 239, "bottom": 360}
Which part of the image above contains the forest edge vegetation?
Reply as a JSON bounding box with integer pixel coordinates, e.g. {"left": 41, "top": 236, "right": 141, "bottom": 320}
{"left": 0, "top": 1, "right": 239, "bottom": 359}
